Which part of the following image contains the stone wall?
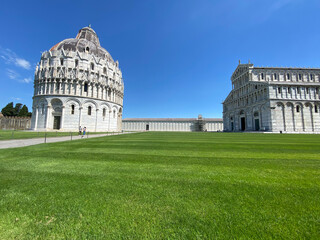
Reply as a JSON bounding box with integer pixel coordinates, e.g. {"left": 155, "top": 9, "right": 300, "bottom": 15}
{"left": 122, "top": 117, "right": 223, "bottom": 132}
{"left": 0, "top": 116, "right": 32, "bottom": 130}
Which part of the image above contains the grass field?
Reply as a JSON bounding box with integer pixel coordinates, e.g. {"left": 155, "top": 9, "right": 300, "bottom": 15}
{"left": 0, "top": 130, "right": 118, "bottom": 140}
{"left": 0, "top": 132, "right": 319, "bottom": 239}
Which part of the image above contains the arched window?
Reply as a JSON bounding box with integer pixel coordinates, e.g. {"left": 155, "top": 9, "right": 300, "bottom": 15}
{"left": 75, "top": 59, "right": 78, "bottom": 67}
{"left": 60, "top": 58, "right": 64, "bottom": 65}
{"left": 296, "top": 106, "right": 300, "bottom": 113}
{"left": 84, "top": 83, "right": 88, "bottom": 92}
{"left": 71, "top": 105, "right": 75, "bottom": 115}
{"left": 91, "top": 63, "right": 94, "bottom": 70}
{"left": 103, "top": 108, "right": 106, "bottom": 118}
{"left": 88, "top": 106, "right": 92, "bottom": 115}
{"left": 113, "top": 110, "right": 116, "bottom": 118}
{"left": 86, "top": 47, "right": 89, "bottom": 52}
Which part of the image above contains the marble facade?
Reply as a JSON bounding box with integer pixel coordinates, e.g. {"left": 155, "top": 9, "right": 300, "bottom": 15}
{"left": 223, "top": 62, "right": 320, "bottom": 133}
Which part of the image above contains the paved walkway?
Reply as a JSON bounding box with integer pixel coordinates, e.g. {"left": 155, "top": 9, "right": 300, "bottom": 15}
{"left": 0, "top": 132, "right": 132, "bottom": 149}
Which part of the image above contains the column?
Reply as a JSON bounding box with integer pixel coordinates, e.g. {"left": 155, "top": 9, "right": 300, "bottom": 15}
{"left": 53, "top": 80, "right": 56, "bottom": 94}
{"left": 60, "top": 106, "right": 65, "bottom": 129}
{"left": 95, "top": 109, "right": 99, "bottom": 132}
{"left": 34, "top": 107, "right": 39, "bottom": 130}
{"left": 44, "top": 80, "right": 48, "bottom": 94}
{"left": 45, "top": 106, "right": 51, "bottom": 130}
{"left": 101, "top": 86, "right": 104, "bottom": 100}
{"left": 78, "top": 107, "right": 82, "bottom": 129}
{"left": 108, "top": 110, "right": 111, "bottom": 131}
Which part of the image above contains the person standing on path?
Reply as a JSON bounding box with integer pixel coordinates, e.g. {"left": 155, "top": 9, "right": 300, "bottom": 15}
{"left": 82, "top": 127, "right": 86, "bottom": 138}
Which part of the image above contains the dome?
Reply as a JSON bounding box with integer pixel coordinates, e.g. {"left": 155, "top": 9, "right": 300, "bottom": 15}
{"left": 50, "top": 26, "right": 113, "bottom": 61}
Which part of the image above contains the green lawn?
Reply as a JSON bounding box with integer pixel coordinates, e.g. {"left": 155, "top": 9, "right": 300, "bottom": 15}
{"left": 0, "top": 130, "right": 117, "bottom": 140}
{"left": 0, "top": 132, "right": 319, "bottom": 239}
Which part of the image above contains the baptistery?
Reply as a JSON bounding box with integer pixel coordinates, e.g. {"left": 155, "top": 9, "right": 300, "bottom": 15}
{"left": 31, "top": 26, "right": 124, "bottom": 132}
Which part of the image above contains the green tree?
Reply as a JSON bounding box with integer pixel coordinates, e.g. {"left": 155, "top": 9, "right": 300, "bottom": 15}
{"left": 1, "top": 102, "right": 14, "bottom": 116}
{"left": 14, "top": 103, "right": 23, "bottom": 116}
{"left": 18, "top": 105, "right": 29, "bottom": 117}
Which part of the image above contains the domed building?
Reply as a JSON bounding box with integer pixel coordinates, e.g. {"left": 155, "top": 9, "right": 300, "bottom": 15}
{"left": 31, "top": 26, "right": 124, "bottom": 132}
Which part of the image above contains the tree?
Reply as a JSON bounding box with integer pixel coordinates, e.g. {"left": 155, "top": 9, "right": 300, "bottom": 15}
{"left": 18, "top": 105, "right": 29, "bottom": 117}
{"left": 1, "top": 102, "right": 14, "bottom": 116}
{"left": 1, "top": 102, "right": 32, "bottom": 117}
{"left": 14, "top": 103, "right": 23, "bottom": 116}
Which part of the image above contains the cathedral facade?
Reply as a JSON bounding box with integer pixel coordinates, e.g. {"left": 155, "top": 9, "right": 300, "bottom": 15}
{"left": 31, "top": 26, "right": 124, "bottom": 132}
{"left": 223, "top": 62, "right": 320, "bottom": 133}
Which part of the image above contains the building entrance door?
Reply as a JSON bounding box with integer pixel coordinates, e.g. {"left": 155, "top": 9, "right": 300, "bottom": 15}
{"left": 241, "top": 117, "right": 246, "bottom": 131}
{"left": 146, "top": 124, "right": 149, "bottom": 131}
{"left": 53, "top": 116, "right": 61, "bottom": 130}
{"left": 255, "top": 119, "right": 260, "bottom": 131}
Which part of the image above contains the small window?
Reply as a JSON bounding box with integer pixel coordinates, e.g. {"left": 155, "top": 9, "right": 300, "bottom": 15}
{"left": 288, "top": 87, "right": 291, "bottom": 94}
{"left": 88, "top": 106, "right": 92, "bottom": 115}
{"left": 315, "top": 106, "right": 318, "bottom": 113}
{"left": 286, "top": 73, "right": 290, "bottom": 80}
{"left": 310, "top": 74, "right": 313, "bottom": 80}
{"left": 261, "top": 73, "right": 264, "bottom": 80}
{"left": 103, "top": 67, "right": 106, "bottom": 74}
{"left": 274, "top": 73, "right": 277, "bottom": 80}
{"left": 113, "top": 110, "right": 116, "bottom": 118}
{"left": 296, "top": 106, "right": 300, "bottom": 113}
{"left": 84, "top": 83, "right": 88, "bottom": 92}
{"left": 75, "top": 59, "right": 78, "bottom": 67}
{"left": 297, "top": 87, "right": 301, "bottom": 94}
{"left": 56, "top": 82, "right": 60, "bottom": 90}
{"left": 306, "top": 88, "right": 309, "bottom": 94}
{"left": 278, "top": 87, "right": 281, "bottom": 94}
{"left": 103, "top": 108, "right": 106, "bottom": 117}
{"left": 71, "top": 105, "right": 75, "bottom": 114}
{"left": 91, "top": 63, "right": 94, "bottom": 70}
{"left": 60, "top": 58, "right": 64, "bottom": 65}
{"left": 255, "top": 85, "right": 257, "bottom": 89}
{"left": 86, "top": 47, "right": 89, "bottom": 52}
{"left": 299, "top": 74, "right": 302, "bottom": 80}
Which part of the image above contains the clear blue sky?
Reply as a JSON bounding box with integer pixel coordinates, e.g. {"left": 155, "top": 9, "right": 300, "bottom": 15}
{"left": 1, "top": 0, "right": 320, "bottom": 118}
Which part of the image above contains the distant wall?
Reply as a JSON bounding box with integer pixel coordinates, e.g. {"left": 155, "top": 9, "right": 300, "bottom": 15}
{"left": 0, "top": 116, "right": 32, "bottom": 130}
{"left": 122, "top": 118, "right": 224, "bottom": 132}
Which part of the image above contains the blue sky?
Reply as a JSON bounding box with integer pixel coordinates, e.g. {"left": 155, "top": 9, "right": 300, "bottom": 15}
{"left": 1, "top": 0, "right": 320, "bottom": 118}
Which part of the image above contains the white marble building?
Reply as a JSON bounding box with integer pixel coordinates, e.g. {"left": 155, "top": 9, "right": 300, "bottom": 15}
{"left": 31, "top": 26, "right": 124, "bottom": 132}
{"left": 223, "top": 61, "right": 320, "bottom": 133}
{"left": 122, "top": 115, "right": 223, "bottom": 132}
